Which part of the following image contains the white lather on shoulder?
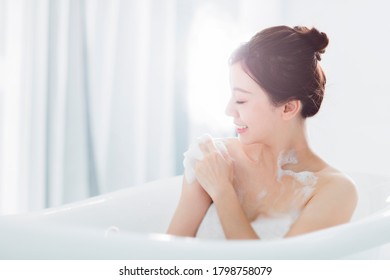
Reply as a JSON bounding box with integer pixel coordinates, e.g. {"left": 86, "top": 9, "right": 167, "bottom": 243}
{"left": 182, "top": 134, "right": 228, "bottom": 184}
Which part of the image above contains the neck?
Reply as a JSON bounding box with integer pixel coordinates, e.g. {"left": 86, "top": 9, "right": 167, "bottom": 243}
{"left": 242, "top": 120, "right": 320, "bottom": 173}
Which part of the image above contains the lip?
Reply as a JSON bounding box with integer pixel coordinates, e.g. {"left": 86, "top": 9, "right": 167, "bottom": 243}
{"left": 235, "top": 124, "right": 248, "bottom": 134}
{"left": 236, "top": 127, "right": 247, "bottom": 134}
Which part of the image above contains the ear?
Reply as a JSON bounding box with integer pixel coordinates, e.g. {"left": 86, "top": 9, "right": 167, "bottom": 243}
{"left": 281, "top": 100, "right": 301, "bottom": 120}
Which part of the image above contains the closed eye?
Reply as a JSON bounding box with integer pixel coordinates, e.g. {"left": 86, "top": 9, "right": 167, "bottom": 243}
{"left": 236, "top": 101, "right": 246, "bottom": 104}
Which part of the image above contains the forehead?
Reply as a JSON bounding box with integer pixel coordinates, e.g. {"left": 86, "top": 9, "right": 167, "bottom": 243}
{"left": 229, "top": 63, "right": 263, "bottom": 94}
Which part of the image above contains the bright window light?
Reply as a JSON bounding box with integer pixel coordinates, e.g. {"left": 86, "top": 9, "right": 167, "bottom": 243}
{"left": 187, "top": 5, "right": 243, "bottom": 139}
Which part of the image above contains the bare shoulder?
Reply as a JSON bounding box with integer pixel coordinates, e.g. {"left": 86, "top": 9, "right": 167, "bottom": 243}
{"left": 316, "top": 167, "right": 357, "bottom": 196}
{"left": 286, "top": 167, "right": 359, "bottom": 236}
{"left": 311, "top": 167, "right": 358, "bottom": 215}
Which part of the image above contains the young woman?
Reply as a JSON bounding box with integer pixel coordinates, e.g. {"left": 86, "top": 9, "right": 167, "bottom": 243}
{"left": 167, "top": 25, "right": 358, "bottom": 240}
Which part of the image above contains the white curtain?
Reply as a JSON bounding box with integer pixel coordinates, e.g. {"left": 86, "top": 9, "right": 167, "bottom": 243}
{"left": 0, "top": 0, "right": 180, "bottom": 214}
{"left": 0, "top": 0, "right": 291, "bottom": 215}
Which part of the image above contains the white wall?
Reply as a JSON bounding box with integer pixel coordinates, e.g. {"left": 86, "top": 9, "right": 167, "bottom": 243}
{"left": 239, "top": 0, "right": 390, "bottom": 176}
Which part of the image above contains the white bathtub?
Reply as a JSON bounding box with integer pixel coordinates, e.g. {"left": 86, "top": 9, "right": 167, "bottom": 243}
{"left": 0, "top": 173, "right": 389, "bottom": 259}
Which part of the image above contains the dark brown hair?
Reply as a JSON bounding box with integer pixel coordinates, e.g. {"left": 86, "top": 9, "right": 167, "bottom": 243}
{"left": 230, "top": 25, "right": 329, "bottom": 118}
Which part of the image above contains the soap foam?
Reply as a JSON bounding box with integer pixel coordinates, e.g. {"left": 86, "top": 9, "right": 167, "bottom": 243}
{"left": 275, "top": 150, "right": 318, "bottom": 212}
{"left": 251, "top": 210, "right": 300, "bottom": 239}
{"left": 183, "top": 134, "right": 228, "bottom": 184}
{"left": 104, "top": 226, "right": 120, "bottom": 238}
{"left": 277, "top": 150, "right": 317, "bottom": 188}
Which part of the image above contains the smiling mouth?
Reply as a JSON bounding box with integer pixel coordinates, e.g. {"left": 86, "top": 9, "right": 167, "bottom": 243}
{"left": 235, "top": 124, "right": 248, "bottom": 129}
{"left": 235, "top": 124, "right": 248, "bottom": 134}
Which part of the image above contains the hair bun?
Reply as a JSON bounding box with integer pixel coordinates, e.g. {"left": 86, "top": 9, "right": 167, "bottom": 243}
{"left": 293, "top": 26, "right": 329, "bottom": 60}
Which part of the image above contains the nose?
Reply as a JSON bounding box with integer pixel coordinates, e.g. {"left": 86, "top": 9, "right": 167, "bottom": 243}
{"left": 225, "top": 97, "right": 238, "bottom": 118}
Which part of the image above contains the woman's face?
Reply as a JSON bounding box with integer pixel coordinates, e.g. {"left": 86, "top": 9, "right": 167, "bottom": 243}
{"left": 226, "top": 63, "right": 281, "bottom": 145}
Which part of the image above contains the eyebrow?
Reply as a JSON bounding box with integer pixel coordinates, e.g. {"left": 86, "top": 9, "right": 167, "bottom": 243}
{"left": 232, "top": 87, "right": 253, "bottom": 94}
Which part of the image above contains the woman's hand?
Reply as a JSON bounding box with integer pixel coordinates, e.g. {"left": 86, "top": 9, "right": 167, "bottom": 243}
{"left": 194, "top": 138, "right": 258, "bottom": 239}
{"left": 194, "top": 138, "right": 234, "bottom": 200}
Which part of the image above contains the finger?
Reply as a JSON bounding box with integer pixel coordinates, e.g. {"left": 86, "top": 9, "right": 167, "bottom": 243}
{"left": 225, "top": 154, "right": 234, "bottom": 166}
{"left": 204, "top": 138, "right": 218, "bottom": 153}
{"left": 215, "top": 140, "right": 228, "bottom": 154}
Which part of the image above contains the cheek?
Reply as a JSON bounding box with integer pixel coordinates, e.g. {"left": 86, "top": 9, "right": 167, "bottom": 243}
{"left": 244, "top": 104, "right": 269, "bottom": 124}
{"left": 249, "top": 108, "right": 278, "bottom": 134}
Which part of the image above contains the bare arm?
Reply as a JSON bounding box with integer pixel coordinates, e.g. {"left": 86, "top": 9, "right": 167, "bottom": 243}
{"left": 195, "top": 139, "right": 259, "bottom": 239}
{"left": 167, "top": 177, "right": 212, "bottom": 237}
{"left": 212, "top": 185, "right": 259, "bottom": 239}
